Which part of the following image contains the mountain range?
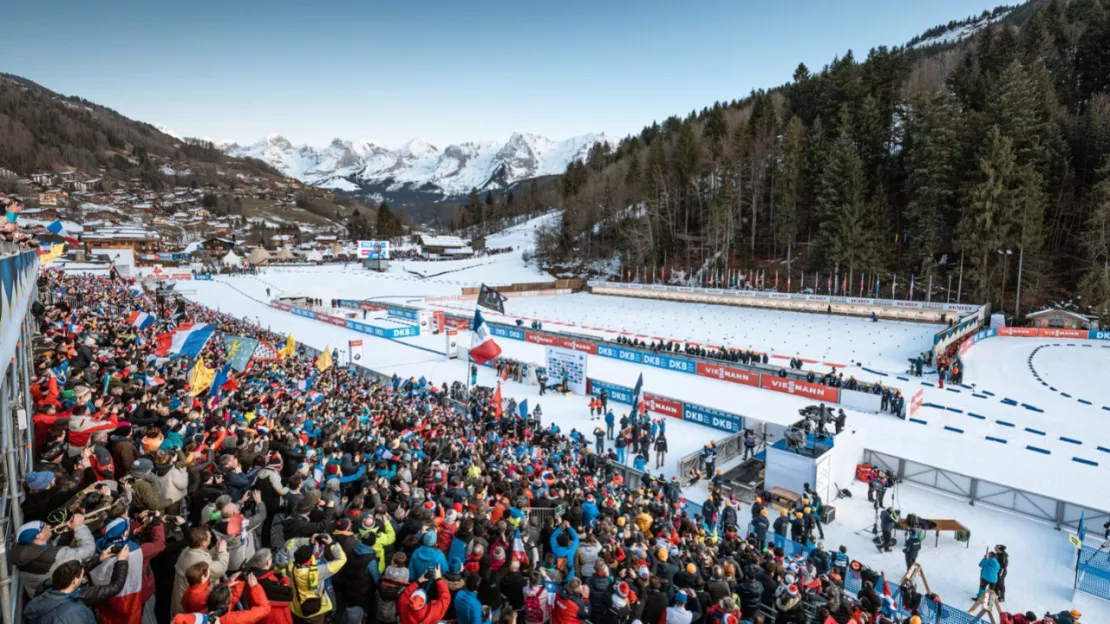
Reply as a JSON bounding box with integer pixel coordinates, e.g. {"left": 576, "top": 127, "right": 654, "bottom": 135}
{"left": 222, "top": 132, "right": 611, "bottom": 204}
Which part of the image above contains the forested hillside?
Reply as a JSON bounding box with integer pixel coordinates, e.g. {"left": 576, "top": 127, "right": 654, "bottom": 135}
{"left": 536, "top": 0, "right": 1110, "bottom": 319}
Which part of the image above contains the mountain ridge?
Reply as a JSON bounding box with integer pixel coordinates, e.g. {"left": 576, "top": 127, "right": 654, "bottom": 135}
{"left": 223, "top": 131, "right": 612, "bottom": 204}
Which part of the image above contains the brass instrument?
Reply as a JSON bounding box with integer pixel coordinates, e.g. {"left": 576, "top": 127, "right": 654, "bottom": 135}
{"left": 46, "top": 502, "right": 114, "bottom": 534}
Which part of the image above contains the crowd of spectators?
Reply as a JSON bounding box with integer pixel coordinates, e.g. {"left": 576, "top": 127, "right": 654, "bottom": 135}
{"left": 15, "top": 269, "right": 1079, "bottom": 624}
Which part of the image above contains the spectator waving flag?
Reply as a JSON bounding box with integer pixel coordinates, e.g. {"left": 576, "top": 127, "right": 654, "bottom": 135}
{"left": 518, "top": 398, "right": 528, "bottom": 421}
{"left": 511, "top": 528, "right": 529, "bottom": 563}
{"left": 126, "top": 311, "right": 155, "bottom": 330}
{"left": 631, "top": 372, "right": 644, "bottom": 417}
{"left": 154, "top": 323, "right": 217, "bottom": 357}
{"left": 469, "top": 309, "right": 502, "bottom": 365}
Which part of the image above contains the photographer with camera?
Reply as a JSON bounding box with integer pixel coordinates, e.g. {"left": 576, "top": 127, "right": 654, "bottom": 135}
{"left": 24, "top": 543, "right": 131, "bottom": 624}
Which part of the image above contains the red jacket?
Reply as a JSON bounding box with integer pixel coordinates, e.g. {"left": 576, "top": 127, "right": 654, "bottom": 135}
{"left": 139, "top": 523, "right": 166, "bottom": 603}
{"left": 399, "top": 578, "right": 451, "bottom": 624}
{"left": 255, "top": 569, "right": 293, "bottom": 624}
{"left": 174, "top": 582, "right": 270, "bottom": 624}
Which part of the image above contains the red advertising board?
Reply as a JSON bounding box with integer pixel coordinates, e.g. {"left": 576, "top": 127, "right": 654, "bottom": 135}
{"left": 558, "top": 337, "right": 598, "bottom": 355}
{"left": 1036, "top": 328, "right": 1088, "bottom": 339}
{"left": 909, "top": 389, "right": 924, "bottom": 417}
{"left": 696, "top": 361, "right": 759, "bottom": 387}
{"left": 525, "top": 332, "right": 559, "bottom": 347}
{"left": 959, "top": 336, "right": 973, "bottom": 355}
{"left": 359, "top": 302, "right": 386, "bottom": 312}
{"left": 170, "top": 273, "right": 193, "bottom": 280}
{"left": 997, "top": 327, "right": 1038, "bottom": 337}
{"left": 643, "top": 392, "right": 683, "bottom": 419}
{"left": 349, "top": 340, "right": 363, "bottom": 347}
{"left": 270, "top": 301, "right": 292, "bottom": 312}
{"left": 759, "top": 375, "right": 840, "bottom": 402}
{"left": 320, "top": 314, "right": 347, "bottom": 328}
{"left": 445, "top": 317, "right": 470, "bottom": 330}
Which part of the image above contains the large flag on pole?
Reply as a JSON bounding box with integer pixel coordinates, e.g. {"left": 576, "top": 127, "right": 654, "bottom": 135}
{"left": 470, "top": 310, "right": 502, "bottom": 365}
{"left": 278, "top": 334, "right": 296, "bottom": 360}
{"left": 316, "top": 346, "right": 333, "bottom": 372}
{"left": 478, "top": 284, "right": 508, "bottom": 314}
{"left": 154, "top": 323, "right": 216, "bottom": 358}
{"left": 188, "top": 358, "right": 217, "bottom": 395}
{"left": 223, "top": 336, "right": 259, "bottom": 372}
{"left": 631, "top": 373, "right": 644, "bottom": 417}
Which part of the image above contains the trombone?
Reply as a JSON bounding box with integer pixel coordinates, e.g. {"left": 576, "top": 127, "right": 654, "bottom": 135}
{"left": 46, "top": 502, "right": 115, "bottom": 534}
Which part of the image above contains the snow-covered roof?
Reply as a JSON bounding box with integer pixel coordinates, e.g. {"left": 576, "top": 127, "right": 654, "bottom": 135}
{"left": 83, "top": 227, "right": 161, "bottom": 241}
{"left": 1025, "top": 308, "right": 1095, "bottom": 320}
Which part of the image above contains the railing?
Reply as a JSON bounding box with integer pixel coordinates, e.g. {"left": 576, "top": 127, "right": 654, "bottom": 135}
{"left": 864, "top": 448, "right": 1109, "bottom": 530}
{"left": 676, "top": 430, "right": 746, "bottom": 482}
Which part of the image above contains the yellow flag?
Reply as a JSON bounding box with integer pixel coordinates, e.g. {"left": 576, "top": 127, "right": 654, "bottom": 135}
{"left": 188, "top": 358, "right": 216, "bottom": 396}
{"left": 278, "top": 334, "right": 296, "bottom": 360}
{"left": 316, "top": 345, "right": 333, "bottom": 372}
{"left": 40, "top": 244, "right": 66, "bottom": 265}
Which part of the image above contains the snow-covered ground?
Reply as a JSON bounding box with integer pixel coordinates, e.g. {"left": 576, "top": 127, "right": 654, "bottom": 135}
{"left": 96, "top": 212, "right": 1102, "bottom": 617}
{"left": 429, "top": 292, "right": 940, "bottom": 371}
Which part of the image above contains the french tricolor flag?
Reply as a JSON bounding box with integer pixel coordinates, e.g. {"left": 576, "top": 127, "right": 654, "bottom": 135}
{"left": 469, "top": 310, "right": 501, "bottom": 365}
{"left": 126, "top": 311, "right": 154, "bottom": 330}
{"left": 154, "top": 323, "right": 217, "bottom": 358}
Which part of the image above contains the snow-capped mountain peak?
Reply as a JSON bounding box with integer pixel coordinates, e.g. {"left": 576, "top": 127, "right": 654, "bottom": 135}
{"left": 225, "top": 131, "right": 611, "bottom": 201}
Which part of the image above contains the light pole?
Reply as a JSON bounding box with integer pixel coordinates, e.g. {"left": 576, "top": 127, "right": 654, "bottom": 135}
{"left": 997, "top": 249, "right": 1013, "bottom": 312}
{"left": 1014, "top": 246, "right": 1025, "bottom": 320}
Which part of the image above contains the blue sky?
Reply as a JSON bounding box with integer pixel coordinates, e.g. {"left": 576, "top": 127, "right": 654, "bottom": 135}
{"left": 6, "top": 0, "right": 1004, "bottom": 148}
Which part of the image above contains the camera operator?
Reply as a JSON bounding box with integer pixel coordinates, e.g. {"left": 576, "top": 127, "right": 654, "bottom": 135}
{"left": 784, "top": 426, "right": 806, "bottom": 454}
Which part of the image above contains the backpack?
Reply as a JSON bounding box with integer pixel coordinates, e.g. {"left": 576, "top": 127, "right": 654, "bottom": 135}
{"left": 524, "top": 586, "right": 546, "bottom": 624}
{"left": 376, "top": 577, "right": 405, "bottom": 624}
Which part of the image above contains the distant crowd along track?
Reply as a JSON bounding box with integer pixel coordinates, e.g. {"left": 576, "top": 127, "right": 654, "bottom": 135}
{"left": 424, "top": 300, "right": 850, "bottom": 370}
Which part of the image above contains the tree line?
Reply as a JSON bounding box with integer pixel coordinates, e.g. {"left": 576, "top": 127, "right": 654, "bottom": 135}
{"left": 538, "top": 0, "right": 1110, "bottom": 321}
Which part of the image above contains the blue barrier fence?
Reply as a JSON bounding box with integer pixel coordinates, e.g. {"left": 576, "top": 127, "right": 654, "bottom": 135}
{"left": 586, "top": 377, "right": 743, "bottom": 433}
{"left": 1078, "top": 546, "right": 1110, "bottom": 601}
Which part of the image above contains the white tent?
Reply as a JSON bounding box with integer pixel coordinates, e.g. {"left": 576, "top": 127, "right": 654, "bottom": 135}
{"left": 221, "top": 250, "right": 242, "bottom": 266}
{"left": 245, "top": 247, "right": 271, "bottom": 265}
{"left": 305, "top": 249, "right": 323, "bottom": 262}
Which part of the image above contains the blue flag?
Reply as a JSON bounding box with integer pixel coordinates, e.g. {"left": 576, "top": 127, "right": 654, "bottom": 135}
{"left": 46, "top": 220, "right": 63, "bottom": 235}
{"left": 210, "top": 364, "right": 232, "bottom": 397}
{"left": 634, "top": 368, "right": 643, "bottom": 413}
{"left": 223, "top": 335, "right": 259, "bottom": 372}
{"left": 518, "top": 399, "right": 528, "bottom": 421}
{"left": 1078, "top": 511, "right": 1087, "bottom": 542}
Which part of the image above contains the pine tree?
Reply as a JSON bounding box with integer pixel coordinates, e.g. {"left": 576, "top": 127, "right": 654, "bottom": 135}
{"left": 775, "top": 116, "right": 805, "bottom": 270}
{"left": 1080, "top": 159, "right": 1110, "bottom": 322}
{"left": 958, "top": 126, "right": 1018, "bottom": 303}
{"left": 905, "top": 90, "right": 962, "bottom": 277}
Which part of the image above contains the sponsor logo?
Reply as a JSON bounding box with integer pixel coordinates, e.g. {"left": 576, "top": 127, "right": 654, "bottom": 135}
{"left": 525, "top": 332, "right": 558, "bottom": 346}
{"left": 1091, "top": 330, "right": 1110, "bottom": 341}
{"left": 760, "top": 376, "right": 838, "bottom": 402}
{"left": 643, "top": 392, "right": 683, "bottom": 419}
{"left": 909, "top": 389, "right": 925, "bottom": 416}
{"left": 559, "top": 338, "right": 597, "bottom": 354}
{"left": 321, "top": 315, "right": 346, "bottom": 328}
{"left": 696, "top": 362, "right": 759, "bottom": 386}
{"left": 1037, "top": 328, "right": 1087, "bottom": 339}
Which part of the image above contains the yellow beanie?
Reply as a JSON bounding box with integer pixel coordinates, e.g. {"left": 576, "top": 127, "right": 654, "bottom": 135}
{"left": 686, "top": 563, "right": 696, "bottom": 574}
{"left": 658, "top": 548, "right": 668, "bottom": 562}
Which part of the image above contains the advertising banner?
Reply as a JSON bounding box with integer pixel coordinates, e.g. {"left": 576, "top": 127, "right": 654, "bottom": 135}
{"left": 490, "top": 325, "right": 526, "bottom": 341}
{"left": 545, "top": 347, "right": 588, "bottom": 395}
{"left": 1091, "top": 330, "right": 1110, "bottom": 341}
{"left": 526, "top": 331, "right": 559, "bottom": 347}
{"left": 909, "top": 389, "right": 925, "bottom": 417}
{"left": 291, "top": 306, "right": 317, "bottom": 320}
{"left": 682, "top": 402, "right": 742, "bottom": 433}
{"left": 358, "top": 240, "right": 390, "bottom": 259}
{"left": 696, "top": 361, "right": 760, "bottom": 387}
{"left": 270, "top": 301, "right": 292, "bottom": 312}
{"left": 588, "top": 379, "right": 635, "bottom": 405}
{"left": 640, "top": 352, "right": 697, "bottom": 375}
{"left": 319, "top": 314, "right": 347, "bottom": 328}
{"left": 759, "top": 375, "right": 839, "bottom": 402}
{"left": 597, "top": 343, "right": 642, "bottom": 364}
{"left": 997, "top": 327, "right": 1038, "bottom": 337}
{"left": 1036, "top": 328, "right": 1088, "bottom": 339}
{"left": 642, "top": 392, "right": 683, "bottom": 419}
{"left": 387, "top": 306, "right": 418, "bottom": 322}
{"left": 195, "top": 274, "right": 213, "bottom": 281}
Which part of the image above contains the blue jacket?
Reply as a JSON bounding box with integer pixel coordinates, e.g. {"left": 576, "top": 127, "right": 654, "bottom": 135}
{"left": 979, "top": 557, "right": 1000, "bottom": 583}
{"left": 550, "top": 526, "right": 580, "bottom": 578}
{"left": 582, "top": 502, "right": 600, "bottom": 528}
{"left": 448, "top": 535, "right": 470, "bottom": 572}
{"left": 455, "top": 589, "right": 485, "bottom": 624}
{"left": 409, "top": 544, "right": 448, "bottom": 579}
{"left": 605, "top": 411, "right": 615, "bottom": 426}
